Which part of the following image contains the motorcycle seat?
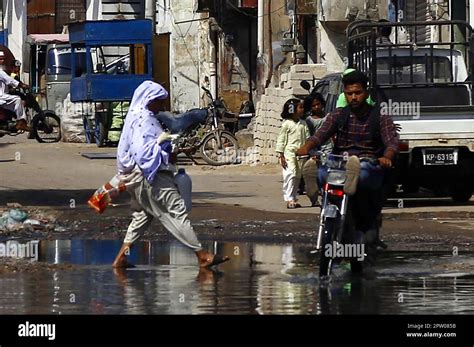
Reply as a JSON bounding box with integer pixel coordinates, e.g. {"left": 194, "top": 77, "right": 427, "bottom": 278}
{"left": 0, "top": 107, "right": 15, "bottom": 122}
{"left": 156, "top": 109, "right": 208, "bottom": 134}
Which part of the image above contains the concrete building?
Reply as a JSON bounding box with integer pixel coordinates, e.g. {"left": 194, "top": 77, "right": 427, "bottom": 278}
{"left": 0, "top": 1, "right": 473, "bottom": 151}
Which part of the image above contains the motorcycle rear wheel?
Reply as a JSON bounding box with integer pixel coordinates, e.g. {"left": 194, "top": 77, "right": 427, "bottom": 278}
{"left": 200, "top": 131, "right": 239, "bottom": 166}
{"left": 32, "top": 112, "right": 61, "bottom": 143}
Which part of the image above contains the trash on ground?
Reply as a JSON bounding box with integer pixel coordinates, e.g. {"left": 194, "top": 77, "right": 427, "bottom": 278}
{"left": 0, "top": 209, "right": 53, "bottom": 232}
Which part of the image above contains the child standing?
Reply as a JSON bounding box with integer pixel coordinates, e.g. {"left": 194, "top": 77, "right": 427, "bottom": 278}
{"left": 276, "top": 98, "right": 310, "bottom": 209}
{"left": 302, "top": 93, "right": 333, "bottom": 207}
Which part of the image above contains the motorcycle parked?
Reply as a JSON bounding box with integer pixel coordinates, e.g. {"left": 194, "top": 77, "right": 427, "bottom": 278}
{"left": 313, "top": 152, "right": 380, "bottom": 277}
{"left": 0, "top": 89, "right": 61, "bottom": 143}
{"left": 156, "top": 87, "right": 239, "bottom": 166}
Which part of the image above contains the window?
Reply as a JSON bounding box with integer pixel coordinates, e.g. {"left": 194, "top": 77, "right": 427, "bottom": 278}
{"left": 377, "top": 55, "right": 453, "bottom": 83}
{"left": 47, "top": 47, "right": 87, "bottom": 76}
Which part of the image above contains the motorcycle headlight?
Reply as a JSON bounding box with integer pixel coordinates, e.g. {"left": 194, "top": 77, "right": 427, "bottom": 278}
{"left": 327, "top": 170, "right": 346, "bottom": 185}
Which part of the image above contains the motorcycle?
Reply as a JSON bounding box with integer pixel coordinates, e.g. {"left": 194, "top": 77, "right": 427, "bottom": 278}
{"left": 312, "top": 152, "right": 381, "bottom": 277}
{"left": 156, "top": 87, "right": 239, "bottom": 166}
{"left": 0, "top": 89, "right": 61, "bottom": 143}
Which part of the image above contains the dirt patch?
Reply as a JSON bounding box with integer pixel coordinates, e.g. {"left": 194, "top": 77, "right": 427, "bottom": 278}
{"left": 0, "top": 258, "right": 76, "bottom": 274}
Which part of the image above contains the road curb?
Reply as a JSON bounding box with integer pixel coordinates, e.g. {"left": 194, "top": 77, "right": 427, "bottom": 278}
{"left": 383, "top": 210, "right": 474, "bottom": 220}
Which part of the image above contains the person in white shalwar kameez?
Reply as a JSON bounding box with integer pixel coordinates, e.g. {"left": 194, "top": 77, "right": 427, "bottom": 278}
{"left": 112, "top": 81, "right": 229, "bottom": 269}
{"left": 0, "top": 51, "right": 30, "bottom": 131}
{"left": 275, "top": 99, "right": 310, "bottom": 209}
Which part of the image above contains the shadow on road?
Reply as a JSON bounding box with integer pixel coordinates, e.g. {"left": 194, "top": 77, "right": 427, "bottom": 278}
{"left": 0, "top": 189, "right": 102, "bottom": 207}
{"left": 0, "top": 189, "right": 255, "bottom": 207}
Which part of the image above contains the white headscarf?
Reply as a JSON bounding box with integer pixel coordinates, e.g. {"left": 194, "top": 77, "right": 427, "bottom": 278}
{"left": 128, "top": 80, "right": 168, "bottom": 116}
{"left": 117, "top": 81, "right": 169, "bottom": 177}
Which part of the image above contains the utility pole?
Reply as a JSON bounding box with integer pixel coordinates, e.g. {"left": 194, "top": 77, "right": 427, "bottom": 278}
{"left": 257, "top": 0, "right": 264, "bottom": 59}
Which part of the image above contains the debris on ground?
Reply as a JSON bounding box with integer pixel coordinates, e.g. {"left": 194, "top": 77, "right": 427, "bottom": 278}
{"left": 0, "top": 207, "right": 56, "bottom": 232}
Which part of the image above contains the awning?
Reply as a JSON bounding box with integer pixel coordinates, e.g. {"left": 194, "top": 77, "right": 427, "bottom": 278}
{"left": 26, "top": 34, "right": 69, "bottom": 45}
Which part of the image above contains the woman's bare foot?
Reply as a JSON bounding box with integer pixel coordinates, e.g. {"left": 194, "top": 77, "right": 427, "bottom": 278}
{"left": 112, "top": 243, "right": 135, "bottom": 268}
{"left": 112, "top": 256, "right": 135, "bottom": 268}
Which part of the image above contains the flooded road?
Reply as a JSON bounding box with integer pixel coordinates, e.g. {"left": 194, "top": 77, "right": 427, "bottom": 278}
{"left": 1, "top": 240, "right": 474, "bottom": 314}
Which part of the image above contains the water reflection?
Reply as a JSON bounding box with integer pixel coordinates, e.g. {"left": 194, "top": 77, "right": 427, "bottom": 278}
{"left": 0, "top": 240, "right": 473, "bottom": 314}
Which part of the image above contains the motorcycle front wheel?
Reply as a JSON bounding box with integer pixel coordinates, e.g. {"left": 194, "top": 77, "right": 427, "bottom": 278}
{"left": 319, "top": 218, "right": 336, "bottom": 277}
{"left": 32, "top": 112, "right": 61, "bottom": 143}
{"left": 200, "top": 131, "right": 239, "bottom": 166}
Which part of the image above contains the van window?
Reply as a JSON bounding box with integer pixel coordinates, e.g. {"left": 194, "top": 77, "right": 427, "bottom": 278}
{"left": 47, "top": 47, "right": 86, "bottom": 75}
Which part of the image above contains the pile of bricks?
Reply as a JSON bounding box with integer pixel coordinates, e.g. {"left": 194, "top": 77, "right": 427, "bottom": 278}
{"left": 253, "top": 64, "right": 328, "bottom": 164}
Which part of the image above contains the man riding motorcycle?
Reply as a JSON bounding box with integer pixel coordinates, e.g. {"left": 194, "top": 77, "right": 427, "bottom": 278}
{"left": 297, "top": 70, "right": 399, "bottom": 260}
{"left": 0, "top": 52, "right": 30, "bottom": 131}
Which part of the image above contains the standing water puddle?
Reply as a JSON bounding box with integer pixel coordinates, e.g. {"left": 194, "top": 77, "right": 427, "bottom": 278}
{"left": 0, "top": 240, "right": 474, "bottom": 314}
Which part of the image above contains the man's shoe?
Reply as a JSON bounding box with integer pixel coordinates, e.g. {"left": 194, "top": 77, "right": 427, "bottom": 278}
{"left": 15, "top": 119, "right": 30, "bottom": 131}
{"left": 344, "top": 155, "right": 360, "bottom": 195}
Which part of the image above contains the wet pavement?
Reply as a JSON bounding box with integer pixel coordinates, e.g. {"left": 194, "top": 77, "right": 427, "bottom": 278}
{"left": 0, "top": 240, "right": 474, "bottom": 314}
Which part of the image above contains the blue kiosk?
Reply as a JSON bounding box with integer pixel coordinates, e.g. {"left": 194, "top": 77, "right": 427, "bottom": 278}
{"left": 69, "top": 19, "right": 154, "bottom": 146}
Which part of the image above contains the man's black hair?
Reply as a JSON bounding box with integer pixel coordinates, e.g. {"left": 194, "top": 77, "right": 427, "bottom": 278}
{"left": 342, "top": 70, "right": 369, "bottom": 90}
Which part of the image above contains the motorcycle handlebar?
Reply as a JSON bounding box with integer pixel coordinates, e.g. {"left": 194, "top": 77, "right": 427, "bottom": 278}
{"left": 305, "top": 152, "right": 381, "bottom": 166}
{"left": 201, "top": 86, "right": 213, "bottom": 100}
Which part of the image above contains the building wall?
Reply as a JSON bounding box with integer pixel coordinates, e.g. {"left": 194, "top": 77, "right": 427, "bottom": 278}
{"left": 86, "top": 0, "right": 103, "bottom": 20}
{"left": 471, "top": 0, "right": 474, "bottom": 27}
{"left": 215, "top": 7, "right": 258, "bottom": 112}
{"left": 3, "top": 0, "right": 27, "bottom": 62}
{"left": 154, "top": 0, "right": 211, "bottom": 112}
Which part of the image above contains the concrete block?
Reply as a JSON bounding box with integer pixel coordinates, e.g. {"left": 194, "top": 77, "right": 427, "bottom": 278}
{"left": 289, "top": 72, "right": 314, "bottom": 81}
{"left": 310, "top": 64, "right": 328, "bottom": 79}
{"left": 277, "top": 88, "right": 288, "bottom": 97}
{"left": 266, "top": 88, "right": 276, "bottom": 97}
{"left": 291, "top": 87, "right": 310, "bottom": 96}
{"left": 290, "top": 64, "right": 312, "bottom": 74}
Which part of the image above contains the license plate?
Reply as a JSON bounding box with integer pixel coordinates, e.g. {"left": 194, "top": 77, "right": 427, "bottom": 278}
{"left": 422, "top": 148, "right": 458, "bottom": 166}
